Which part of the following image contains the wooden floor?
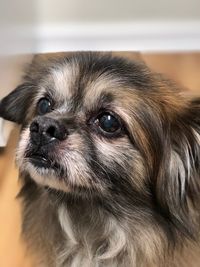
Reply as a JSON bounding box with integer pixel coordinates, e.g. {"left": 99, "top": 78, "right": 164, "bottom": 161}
{"left": 0, "top": 52, "right": 200, "bottom": 267}
{"left": 0, "top": 129, "right": 33, "bottom": 267}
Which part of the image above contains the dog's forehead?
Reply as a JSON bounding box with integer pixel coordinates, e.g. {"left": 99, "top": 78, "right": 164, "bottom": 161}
{"left": 47, "top": 59, "right": 127, "bottom": 108}
{"left": 49, "top": 60, "right": 80, "bottom": 100}
{"left": 34, "top": 53, "right": 153, "bottom": 119}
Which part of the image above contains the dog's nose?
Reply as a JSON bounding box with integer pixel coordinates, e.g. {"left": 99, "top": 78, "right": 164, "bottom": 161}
{"left": 30, "top": 117, "right": 68, "bottom": 145}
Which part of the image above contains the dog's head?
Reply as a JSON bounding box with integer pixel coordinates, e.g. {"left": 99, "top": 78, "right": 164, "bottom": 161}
{"left": 0, "top": 52, "right": 200, "bottom": 237}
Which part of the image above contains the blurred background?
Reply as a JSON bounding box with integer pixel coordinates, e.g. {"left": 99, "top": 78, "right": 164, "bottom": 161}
{"left": 0, "top": 0, "right": 200, "bottom": 53}
{"left": 0, "top": 0, "right": 200, "bottom": 266}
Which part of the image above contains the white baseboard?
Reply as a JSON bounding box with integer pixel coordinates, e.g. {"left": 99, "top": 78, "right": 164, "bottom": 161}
{"left": 36, "top": 21, "right": 200, "bottom": 53}
{"left": 1, "top": 21, "right": 200, "bottom": 55}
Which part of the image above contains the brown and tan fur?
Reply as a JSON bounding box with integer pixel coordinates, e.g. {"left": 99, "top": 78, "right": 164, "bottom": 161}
{"left": 0, "top": 52, "right": 200, "bottom": 266}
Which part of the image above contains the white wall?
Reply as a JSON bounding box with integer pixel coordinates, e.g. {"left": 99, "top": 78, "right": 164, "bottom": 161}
{"left": 1, "top": 0, "right": 199, "bottom": 26}
{"left": 0, "top": 0, "right": 38, "bottom": 25}
{"left": 0, "top": 0, "right": 38, "bottom": 55}
{"left": 37, "top": 0, "right": 200, "bottom": 23}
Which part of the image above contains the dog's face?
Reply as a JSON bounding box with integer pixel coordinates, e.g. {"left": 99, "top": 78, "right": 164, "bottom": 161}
{"left": 0, "top": 53, "right": 200, "bottom": 235}
{"left": 1, "top": 53, "right": 153, "bottom": 194}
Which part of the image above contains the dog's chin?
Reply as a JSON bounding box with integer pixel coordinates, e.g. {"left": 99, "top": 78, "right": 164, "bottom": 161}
{"left": 20, "top": 155, "right": 99, "bottom": 195}
{"left": 28, "top": 152, "right": 64, "bottom": 175}
{"left": 17, "top": 144, "right": 106, "bottom": 195}
{"left": 21, "top": 156, "right": 71, "bottom": 192}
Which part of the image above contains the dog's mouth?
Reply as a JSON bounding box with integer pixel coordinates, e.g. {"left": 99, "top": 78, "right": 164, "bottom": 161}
{"left": 28, "top": 153, "right": 51, "bottom": 168}
{"left": 25, "top": 152, "right": 62, "bottom": 172}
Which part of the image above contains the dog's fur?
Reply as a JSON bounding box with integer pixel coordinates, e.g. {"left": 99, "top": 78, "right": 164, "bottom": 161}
{"left": 0, "top": 52, "right": 200, "bottom": 267}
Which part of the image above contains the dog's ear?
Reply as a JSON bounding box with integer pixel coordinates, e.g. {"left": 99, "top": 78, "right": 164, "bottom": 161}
{"left": 156, "top": 98, "right": 200, "bottom": 237}
{"left": 0, "top": 83, "right": 35, "bottom": 124}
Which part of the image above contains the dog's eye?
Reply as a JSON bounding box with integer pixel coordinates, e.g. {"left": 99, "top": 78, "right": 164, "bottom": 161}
{"left": 94, "top": 112, "right": 122, "bottom": 135}
{"left": 37, "top": 98, "right": 52, "bottom": 115}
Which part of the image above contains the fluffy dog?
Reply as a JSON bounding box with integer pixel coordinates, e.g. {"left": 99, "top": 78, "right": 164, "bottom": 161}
{"left": 0, "top": 52, "right": 200, "bottom": 267}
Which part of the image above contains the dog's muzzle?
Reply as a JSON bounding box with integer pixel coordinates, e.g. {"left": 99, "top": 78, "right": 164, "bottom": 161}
{"left": 30, "top": 117, "right": 68, "bottom": 146}
{"left": 26, "top": 117, "right": 67, "bottom": 170}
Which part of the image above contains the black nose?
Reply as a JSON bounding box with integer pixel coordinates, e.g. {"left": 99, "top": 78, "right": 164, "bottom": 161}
{"left": 30, "top": 117, "right": 68, "bottom": 146}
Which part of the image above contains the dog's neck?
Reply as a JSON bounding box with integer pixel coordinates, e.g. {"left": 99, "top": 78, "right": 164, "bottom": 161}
{"left": 57, "top": 200, "right": 129, "bottom": 266}
{"left": 47, "top": 190, "right": 165, "bottom": 267}
{"left": 21, "top": 180, "right": 194, "bottom": 267}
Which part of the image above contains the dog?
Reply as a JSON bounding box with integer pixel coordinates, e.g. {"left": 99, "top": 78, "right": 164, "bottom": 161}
{"left": 0, "top": 52, "right": 200, "bottom": 267}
